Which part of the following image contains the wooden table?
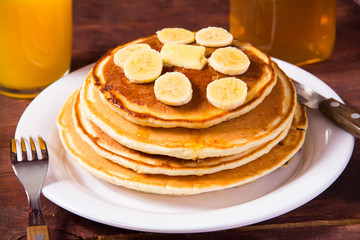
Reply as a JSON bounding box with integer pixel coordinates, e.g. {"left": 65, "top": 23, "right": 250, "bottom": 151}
{"left": 1, "top": 0, "right": 359, "bottom": 239}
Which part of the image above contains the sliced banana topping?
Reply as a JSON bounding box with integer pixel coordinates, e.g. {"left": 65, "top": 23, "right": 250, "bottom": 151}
{"left": 208, "top": 47, "right": 250, "bottom": 75}
{"left": 123, "top": 49, "right": 163, "bottom": 83}
{"left": 114, "top": 44, "right": 151, "bottom": 68}
{"left": 160, "top": 43, "right": 207, "bottom": 70}
{"left": 206, "top": 77, "right": 247, "bottom": 111}
{"left": 195, "top": 27, "right": 233, "bottom": 47}
{"left": 157, "top": 28, "right": 195, "bottom": 44}
{"left": 154, "top": 72, "right": 193, "bottom": 106}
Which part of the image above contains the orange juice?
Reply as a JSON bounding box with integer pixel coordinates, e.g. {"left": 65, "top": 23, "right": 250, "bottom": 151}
{"left": 230, "top": 0, "right": 336, "bottom": 66}
{"left": 0, "top": 0, "right": 72, "bottom": 98}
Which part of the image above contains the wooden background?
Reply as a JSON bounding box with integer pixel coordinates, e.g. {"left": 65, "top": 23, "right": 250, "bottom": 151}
{"left": 1, "top": 0, "right": 359, "bottom": 239}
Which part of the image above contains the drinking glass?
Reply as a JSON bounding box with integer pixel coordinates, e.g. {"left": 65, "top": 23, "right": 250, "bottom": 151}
{"left": 230, "top": 0, "right": 337, "bottom": 66}
{"left": 0, "top": 0, "right": 72, "bottom": 99}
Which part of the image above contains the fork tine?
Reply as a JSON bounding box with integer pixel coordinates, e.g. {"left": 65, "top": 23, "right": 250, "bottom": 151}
{"left": 38, "top": 137, "right": 48, "bottom": 160}
{"left": 20, "top": 137, "right": 27, "bottom": 161}
{"left": 10, "top": 138, "right": 17, "bottom": 164}
{"left": 29, "top": 137, "right": 38, "bottom": 160}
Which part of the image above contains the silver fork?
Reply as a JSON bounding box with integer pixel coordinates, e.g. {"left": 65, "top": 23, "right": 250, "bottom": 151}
{"left": 11, "top": 137, "right": 50, "bottom": 240}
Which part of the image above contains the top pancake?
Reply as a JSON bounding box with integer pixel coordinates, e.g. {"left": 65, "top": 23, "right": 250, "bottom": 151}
{"left": 92, "top": 35, "right": 277, "bottom": 128}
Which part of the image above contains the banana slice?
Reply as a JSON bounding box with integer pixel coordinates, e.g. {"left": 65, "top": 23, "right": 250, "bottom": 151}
{"left": 208, "top": 47, "right": 250, "bottom": 75}
{"left": 154, "top": 72, "right": 193, "bottom": 106}
{"left": 195, "top": 27, "right": 233, "bottom": 47}
{"left": 160, "top": 43, "right": 207, "bottom": 70}
{"left": 124, "top": 49, "right": 163, "bottom": 83}
{"left": 114, "top": 44, "right": 151, "bottom": 68}
{"left": 206, "top": 77, "right": 247, "bottom": 111}
{"left": 157, "top": 28, "right": 195, "bottom": 44}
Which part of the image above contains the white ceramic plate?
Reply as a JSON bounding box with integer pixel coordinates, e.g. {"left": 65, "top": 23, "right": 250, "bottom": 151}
{"left": 15, "top": 59, "right": 354, "bottom": 233}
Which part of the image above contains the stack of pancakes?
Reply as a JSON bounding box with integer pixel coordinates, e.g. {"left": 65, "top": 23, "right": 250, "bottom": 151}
{"left": 57, "top": 29, "right": 307, "bottom": 195}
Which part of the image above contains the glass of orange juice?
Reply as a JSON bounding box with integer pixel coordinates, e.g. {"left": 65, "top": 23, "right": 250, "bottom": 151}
{"left": 0, "top": 0, "right": 72, "bottom": 99}
{"left": 230, "top": 0, "right": 337, "bottom": 66}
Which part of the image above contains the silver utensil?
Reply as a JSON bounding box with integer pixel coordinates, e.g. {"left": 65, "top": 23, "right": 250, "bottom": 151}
{"left": 292, "top": 79, "right": 360, "bottom": 138}
{"left": 10, "top": 137, "right": 50, "bottom": 240}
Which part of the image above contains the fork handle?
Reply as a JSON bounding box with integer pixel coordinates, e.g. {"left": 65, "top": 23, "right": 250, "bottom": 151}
{"left": 27, "top": 225, "right": 50, "bottom": 240}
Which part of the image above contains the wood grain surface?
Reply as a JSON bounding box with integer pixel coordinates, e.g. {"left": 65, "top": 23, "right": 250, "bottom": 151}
{"left": 1, "top": 0, "right": 359, "bottom": 239}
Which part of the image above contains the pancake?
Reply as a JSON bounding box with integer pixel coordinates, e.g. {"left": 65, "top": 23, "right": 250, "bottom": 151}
{"left": 80, "top": 63, "right": 296, "bottom": 160}
{"left": 72, "top": 88, "right": 293, "bottom": 176}
{"left": 92, "top": 35, "right": 277, "bottom": 129}
{"left": 57, "top": 90, "right": 307, "bottom": 196}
